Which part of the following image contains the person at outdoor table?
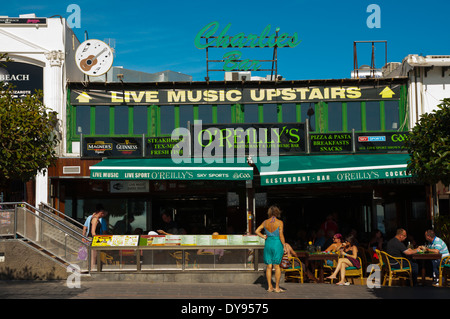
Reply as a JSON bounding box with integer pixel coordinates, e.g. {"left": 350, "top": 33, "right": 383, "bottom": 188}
{"left": 386, "top": 228, "right": 419, "bottom": 286}
{"left": 323, "top": 233, "right": 343, "bottom": 267}
{"left": 368, "top": 229, "right": 384, "bottom": 260}
{"left": 255, "top": 205, "right": 287, "bottom": 293}
{"left": 419, "top": 229, "right": 449, "bottom": 286}
{"left": 197, "top": 232, "right": 225, "bottom": 261}
{"left": 325, "top": 234, "right": 360, "bottom": 285}
{"left": 324, "top": 233, "right": 344, "bottom": 252}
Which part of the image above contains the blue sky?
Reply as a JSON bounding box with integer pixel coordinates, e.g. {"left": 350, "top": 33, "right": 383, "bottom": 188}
{"left": 3, "top": 0, "right": 450, "bottom": 81}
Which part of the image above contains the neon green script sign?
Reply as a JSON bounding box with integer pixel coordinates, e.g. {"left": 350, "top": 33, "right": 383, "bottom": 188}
{"left": 194, "top": 21, "right": 301, "bottom": 72}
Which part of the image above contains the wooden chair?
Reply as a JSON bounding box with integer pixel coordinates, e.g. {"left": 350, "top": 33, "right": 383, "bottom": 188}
{"left": 368, "top": 249, "right": 384, "bottom": 279}
{"left": 323, "top": 256, "right": 363, "bottom": 284}
{"left": 282, "top": 256, "right": 304, "bottom": 283}
{"left": 170, "top": 251, "right": 190, "bottom": 268}
{"left": 439, "top": 255, "right": 450, "bottom": 287}
{"left": 321, "top": 258, "right": 337, "bottom": 280}
{"left": 357, "top": 246, "right": 369, "bottom": 271}
{"left": 379, "top": 250, "right": 413, "bottom": 286}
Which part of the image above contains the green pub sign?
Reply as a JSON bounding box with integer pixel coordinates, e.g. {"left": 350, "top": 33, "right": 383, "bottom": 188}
{"left": 194, "top": 21, "right": 301, "bottom": 72}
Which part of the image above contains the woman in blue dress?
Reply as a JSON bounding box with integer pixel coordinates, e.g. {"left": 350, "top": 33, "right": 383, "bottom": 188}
{"left": 256, "top": 205, "right": 287, "bottom": 292}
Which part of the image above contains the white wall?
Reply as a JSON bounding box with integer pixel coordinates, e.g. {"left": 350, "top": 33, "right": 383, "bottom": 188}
{"left": 1, "top": 17, "right": 83, "bottom": 205}
{"left": 405, "top": 55, "right": 450, "bottom": 127}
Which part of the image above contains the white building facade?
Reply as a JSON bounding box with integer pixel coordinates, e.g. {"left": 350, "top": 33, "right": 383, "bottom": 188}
{"left": 0, "top": 15, "right": 84, "bottom": 205}
{"left": 400, "top": 54, "right": 450, "bottom": 214}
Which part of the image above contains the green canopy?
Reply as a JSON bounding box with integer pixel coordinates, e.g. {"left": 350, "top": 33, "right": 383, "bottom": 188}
{"left": 255, "top": 154, "right": 412, "bottom": 186}
{"left": 90, "top": 158, "right": 253, "bottom": 181}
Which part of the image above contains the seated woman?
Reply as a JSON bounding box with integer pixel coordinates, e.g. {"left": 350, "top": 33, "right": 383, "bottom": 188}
{"left": 323, "top": 233, "right": 344, "bottom": 267}
{"left": 326, "top": 234, "right": 361, "bottom": 285}
{"left": 324, "top": 233, "right": 344, "bottom": 252}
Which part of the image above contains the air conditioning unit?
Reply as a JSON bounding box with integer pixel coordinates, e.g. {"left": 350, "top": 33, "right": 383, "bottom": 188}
{"left": 224, "top": 71, "right": 251, "bottom": 81}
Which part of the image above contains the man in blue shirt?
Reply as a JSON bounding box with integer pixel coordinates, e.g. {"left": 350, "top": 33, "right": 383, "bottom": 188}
{"left": 422, "top": 229, "right": 449, "bottom": 286}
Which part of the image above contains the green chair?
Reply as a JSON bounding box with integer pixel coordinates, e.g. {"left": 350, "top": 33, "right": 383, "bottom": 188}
{"left": 379, "top": 250, "right": 412, "bottom": 286}
{"left": 283, "top": 256, "right": 304, "bottom": 283}
{"left": 344, "top": 257, "right": 364, "bottom": 285}
{"left": 439, "top": 255, "right": 450, "bottom": 287}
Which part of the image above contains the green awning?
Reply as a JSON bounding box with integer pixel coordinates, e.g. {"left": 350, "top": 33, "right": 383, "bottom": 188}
{"left": 255, "top": 154, "right": 412, "bottom": 186}
{"left": 90, "top": 158, "right": 253, "bottom": 181}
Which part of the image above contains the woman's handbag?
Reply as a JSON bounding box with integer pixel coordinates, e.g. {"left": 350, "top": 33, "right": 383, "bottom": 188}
{"left": 280, "top": 255, "right": 290, "bottom": 269}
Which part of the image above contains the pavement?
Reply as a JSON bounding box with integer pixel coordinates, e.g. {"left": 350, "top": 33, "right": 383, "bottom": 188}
{"left": 1, "top": 279, "right": 449, "bottom": 317}
{"left": 0, "top": 279, "right": 449, "bottom": 300}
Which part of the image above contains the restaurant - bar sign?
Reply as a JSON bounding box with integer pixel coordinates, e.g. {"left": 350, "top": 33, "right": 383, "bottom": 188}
{"left": 71, "top": 85, "right": 400, "bottom": 106}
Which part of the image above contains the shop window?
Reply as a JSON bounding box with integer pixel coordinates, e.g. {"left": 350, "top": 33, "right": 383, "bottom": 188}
{"left": 411, "top": 201, "right": 426, "bottom": 219}
{"left": 75, "top": 105, "right": 91, "bottom": 135}
{"left": 328, "top": 102, "right": 342, "bottom": 131}
{"left": 179, "top": 105, "right": 194, "bottom": 128}
{"left": 263, "top": 104, "right": 278, "bottom": 123}
{"left": 114, "top": 105, "right": 129, "bottom": 134}
{"left": 384, "top": 100, "right": 400, "bottom": 130}
{"left": 133, "top": 105, "right": 148, "bottom": 135}
{"left": 216, "top": 105, "right": 232, "bottom": 124}
{"left": 366, "top": 101, "right": 381, "bottom": 131}
{"left": 160, "top": 105, "right": 175, "bottom": 135}
{"left": 301, "top": 103, "right": 315, "bottom": 130}
{"left": 347, "top": 102, "right": 362, "bottom": 131}
{"left": 95, "top": 105, "right": 110, "bottom": 135}
{"left": 198, "top": 105, "right": 212, "bottom": 124}
{"left": 245, "top": 104, "right": 259, "bottom": 123}
{"left": 282, "top": 103, "right": 296, "bottom": 123}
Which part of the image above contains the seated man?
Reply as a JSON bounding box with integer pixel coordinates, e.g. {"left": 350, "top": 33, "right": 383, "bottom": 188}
{"left": 386, "top": 228, "right": 420, "bottom": 286}
{"left": 421, "top": 229, "right": 449, "bottom": 286}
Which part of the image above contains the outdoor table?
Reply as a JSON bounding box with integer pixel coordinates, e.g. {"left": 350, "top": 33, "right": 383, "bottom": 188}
{"left": 412, "top": 252, "right": 442, "bottom": 285}
{"left": 296, "top": 251, "right": 339, "bottom": 283}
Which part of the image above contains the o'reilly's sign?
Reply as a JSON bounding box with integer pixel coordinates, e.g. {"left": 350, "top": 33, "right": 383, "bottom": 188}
{"left": 190, "top": 122, "right": 305, "bottom": 158}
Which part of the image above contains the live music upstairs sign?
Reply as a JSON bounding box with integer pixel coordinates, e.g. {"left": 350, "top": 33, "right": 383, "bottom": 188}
{"left": 71, "top": 84, "right": 401, "bottom": 105}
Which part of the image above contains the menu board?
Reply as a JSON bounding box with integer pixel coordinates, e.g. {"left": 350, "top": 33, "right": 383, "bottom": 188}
{"left": 227, "top": 235, "right": 244, "bottom": 245}
{"left": 151, "top": 236, "right": 166, "bottom": 246}
{"left": 212, "top": 234, "right": 228, "bottom": 245}
{"left": 165, "top": 235, "right": 182, "bottom": 246}
{"left": 196, "top": 235, "right": 212, "bottom": 246}
{"left": 92, "top": 235, "right": 139, "bottom": 247}
{"left": 93, "top": 235, "right": 264, "bottom": 247}
{"left": 140, "top": 235, "right": 165, "bottom": 246}
{"left": 244, "top": 235, "right": 265, "bottom": 245}
{"left": 181, "top": 235, "right": 197, "bottom": 246}
{"left": 92, "top": 235, "right": 113, "bottom": 246}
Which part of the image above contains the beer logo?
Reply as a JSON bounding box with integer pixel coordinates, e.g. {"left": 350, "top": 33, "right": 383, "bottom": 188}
{"left": 87, "top": 141, "right": 113, "bottom": 154}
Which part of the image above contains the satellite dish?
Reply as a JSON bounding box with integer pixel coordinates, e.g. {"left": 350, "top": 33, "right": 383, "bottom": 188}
{"left": 75, "top": 39, "right": 114, "bottom": 76}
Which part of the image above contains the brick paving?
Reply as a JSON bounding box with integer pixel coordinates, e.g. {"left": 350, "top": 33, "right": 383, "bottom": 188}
{"left": 0, "top": 280, "right": 449, "bottom": 300}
